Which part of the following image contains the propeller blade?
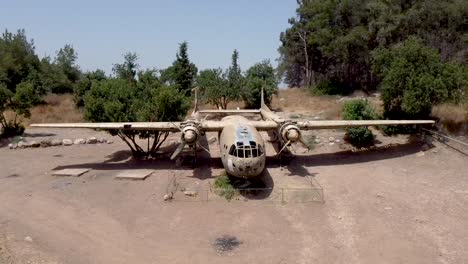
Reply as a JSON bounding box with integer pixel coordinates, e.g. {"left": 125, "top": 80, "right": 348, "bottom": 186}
{"left": 170, "top": 141, "right": 186, "bottom": 160}
{"left": 298, "top": 136, "right": 311, "bottom": 151}
{"left": 287, "top": 144, "right": 296, "bottom": 154}
{"left": 197, "top": 143, "right": 210, "bottom": 154}
{"left": 276, "top": 140, "right": 292, "bottom": 156}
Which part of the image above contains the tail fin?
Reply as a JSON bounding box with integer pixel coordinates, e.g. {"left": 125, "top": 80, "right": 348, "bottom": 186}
{"left": 191, "top": 87, "right": 199, "bottom": 117}
{"left": 260, "top": 87, "right": 270, "bottom": 111}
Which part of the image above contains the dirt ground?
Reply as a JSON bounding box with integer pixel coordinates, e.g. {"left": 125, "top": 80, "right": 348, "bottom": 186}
{"left": 1, "top": 123, "right": 467, "bottom": 264}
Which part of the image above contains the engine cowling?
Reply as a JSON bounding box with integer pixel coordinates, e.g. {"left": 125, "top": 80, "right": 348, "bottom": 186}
{"left": 181, "top": 125, "right": 200, "bottom": 144}
{"left": 280, "top": 123, "right": 301, "bottom": 143}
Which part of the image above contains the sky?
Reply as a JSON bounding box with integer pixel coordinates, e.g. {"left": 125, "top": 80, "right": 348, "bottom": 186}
{"left": 1, "top": 0, "right": 297, "bottom": 75}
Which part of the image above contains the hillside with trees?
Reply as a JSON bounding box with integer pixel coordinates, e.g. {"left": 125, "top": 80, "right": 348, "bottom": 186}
{"left": 0, "top": 29, "right": 279, "bottom": 148}
{"left": 278, "top": 0, "right": 467, "bottom": 121}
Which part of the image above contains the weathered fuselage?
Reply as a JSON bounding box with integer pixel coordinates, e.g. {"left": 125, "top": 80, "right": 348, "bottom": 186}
{"left": 218, "top": 116, "right": 266, "bottom": 178}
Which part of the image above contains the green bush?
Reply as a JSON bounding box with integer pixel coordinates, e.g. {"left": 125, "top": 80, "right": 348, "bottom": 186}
{"left": 372, "top": 37, "right": 467, "bottom": 120}
{"left": 342, "top": 99, "right": 377, "bottom": 147}
{"left": 213, "top": 175, "right": 236, "bottom": 201}
{"left": 344, "top": 127, "right": 375, "bottom": 147}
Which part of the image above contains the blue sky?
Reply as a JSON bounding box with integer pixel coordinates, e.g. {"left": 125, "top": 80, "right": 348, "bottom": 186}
{"left": 1, "top": 0, "right": 297, "bottom": 74}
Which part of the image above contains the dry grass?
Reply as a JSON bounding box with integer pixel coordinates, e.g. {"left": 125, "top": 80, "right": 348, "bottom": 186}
{"left": 431, "top": 103, "right": 467, "bottom": 133}
{"left": 6, "top": 94, "right": 85, "bottom": 126}
{"left": 271, "top": 88, "right": 343, "bottom": 119}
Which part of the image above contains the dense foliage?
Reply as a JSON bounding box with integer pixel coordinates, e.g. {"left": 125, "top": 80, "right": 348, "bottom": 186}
{"left": 242, "top": 60, "right": 278, "bottom": 108}
{"left": 278, "top": 0, "right": 467, "bottom": 122}
{"left": 160, "top": 42, "right": 198, "bottom": 96}
{"left": 83, "top": 55, "right": 190, "bottom": 158}
{"left": 0, "top": 30, "right": 47, "bottom": 136}
{"left": 342, "top": 99, "right": 378, "bottom": 147}
{"left": 373, "top": 37, "right": 467, "bottom": 119}
{"left": 197, "top": 50, "right": 243, "bottom": 109}
{"left": 198, "top": 50, "right": 278, "bottom": 109}
{"left": 278, "top": 0, "right": 467, "bottom": 93}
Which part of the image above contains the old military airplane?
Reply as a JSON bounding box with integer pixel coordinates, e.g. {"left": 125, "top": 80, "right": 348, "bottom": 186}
{"left": 31, "top": 89, "right": 435, "bottom": 178}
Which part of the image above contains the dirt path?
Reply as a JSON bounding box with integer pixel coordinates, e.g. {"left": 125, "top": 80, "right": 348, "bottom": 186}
{"left": 0, "top": 127, "right": 467, "bottom": 263}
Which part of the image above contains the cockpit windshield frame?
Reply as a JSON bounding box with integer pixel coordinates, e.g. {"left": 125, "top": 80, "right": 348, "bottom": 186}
{"left": 229, "top": 141, "right": 263, "bottom": 158}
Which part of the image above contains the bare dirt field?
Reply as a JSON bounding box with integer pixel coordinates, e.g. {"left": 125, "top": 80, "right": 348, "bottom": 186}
{"left": 1, "top": 122, "right": 467, "bottom": 264}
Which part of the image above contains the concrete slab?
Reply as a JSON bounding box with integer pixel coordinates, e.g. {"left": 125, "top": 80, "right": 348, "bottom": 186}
{"left": 52, "top": 168, "right": 90, "bottom": 177}
{"left": 114, "top": 169, "right": 154, "bottom": 180}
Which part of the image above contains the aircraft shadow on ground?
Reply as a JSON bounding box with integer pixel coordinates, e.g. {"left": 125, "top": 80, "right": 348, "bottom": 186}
{"left": 52, "top": 136, "right": 223, "bottom": 180}
{"left": 53, "top": 140, "right": 424, "bottom": 178}
{"left": 271, "top": 140, "right": 426, "bottom": 177}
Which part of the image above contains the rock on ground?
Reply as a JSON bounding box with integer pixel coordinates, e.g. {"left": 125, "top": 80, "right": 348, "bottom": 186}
{"left": 62, "top": 139, "right": 73, "bottom": 146}
{"left": 50, "top": 139, "right": 62, "bottom": 146}
{"left": 74, "top": 138, "right": 86, "bottom": 145}
{"left": 40, "top": 140, "right": 51, "bottom": 147}
{"left": 86, "top": 137, "right": 97, "bottom": 144}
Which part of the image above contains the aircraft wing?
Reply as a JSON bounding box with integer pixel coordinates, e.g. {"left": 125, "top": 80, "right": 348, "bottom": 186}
{"left": 198, "top": 109, "right": 260, "bottom": 114}
{"left": 296, "top": 120, "right": 435, "bottom": 130}
{"left": 200, "top": 120, "right": 278, "bottom": 131}
{"left": 29, "top": 120, "right": 279, "bottom": 132}
{"left": 29, "top": 122, "right": 181, "bottom": 132}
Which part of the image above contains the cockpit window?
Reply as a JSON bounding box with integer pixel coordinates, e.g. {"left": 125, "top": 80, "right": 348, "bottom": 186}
{"left": 229, "top": 142, "right": 263, "bottom": 158}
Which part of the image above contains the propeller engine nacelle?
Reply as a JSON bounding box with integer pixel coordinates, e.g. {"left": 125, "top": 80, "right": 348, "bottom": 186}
{"left": 280, "top": 123, "right": 301, "bottom": 143}
{"left": 181, "top": 125, "right": 200, "bottom": 144}
{"left": 170, "top": 124, "right": 203, "bottom": 160}
{"left": 277, "top": 123, "right": 309, "bottom": 156}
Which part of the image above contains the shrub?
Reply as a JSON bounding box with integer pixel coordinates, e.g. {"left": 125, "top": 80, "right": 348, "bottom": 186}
{"left": 342, "top": 99, "right": 377, "bottom": 147}
{"left": 213, "top": 175, "right": 236, "bottom": 201}
{"left": 372, "top": 37, "right": 467, "bottom": 120}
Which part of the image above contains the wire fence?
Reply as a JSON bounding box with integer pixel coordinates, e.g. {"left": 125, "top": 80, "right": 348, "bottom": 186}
{"left": 422, "top": 128, "right": 468, "bottom": 147}
{"left": 166, "top": 175, "right": 324, "bottom": 203}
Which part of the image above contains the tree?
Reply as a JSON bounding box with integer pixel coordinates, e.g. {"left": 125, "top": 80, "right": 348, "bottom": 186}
{"left": 83, "top": 73, "right": 189, "bottom": 158}
{"left": 49, "top": 44, "right": 81, "bottom": 93}
{"left": 197, "top": 68, "right": 229, "bottom": 109}
{"left": 0, "top": 29, "right": 43, "bottom": 94}
{"left": 112, "top": 52, "right": 138, "bottom": 85}
{"left": 73, "top": 69, "right": 107, "bottom": 107}
{"left": 161, "top": 42, "right": 197, "bottom": 95}
{"left": 278, "top": 0, "right": 467, "bottom": 93}
{"left": 225, "top": 49, "right": 243, "bottom": 101}
{"left": 242, "top": 60, "right": 278, "bottom": 109}
{"left": 0, "top": 81, "right": 39, "bottom": 137}
{"left": 198, "top": 50, "right": 243, "bottom": 109}
{"left": 372, "top": 37, "right": 467, "bottom": 120}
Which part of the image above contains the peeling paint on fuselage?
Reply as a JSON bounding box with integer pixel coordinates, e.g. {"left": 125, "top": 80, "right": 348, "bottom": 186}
{"left": 218, "top": 116, "right": 266, "bottom": 178}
